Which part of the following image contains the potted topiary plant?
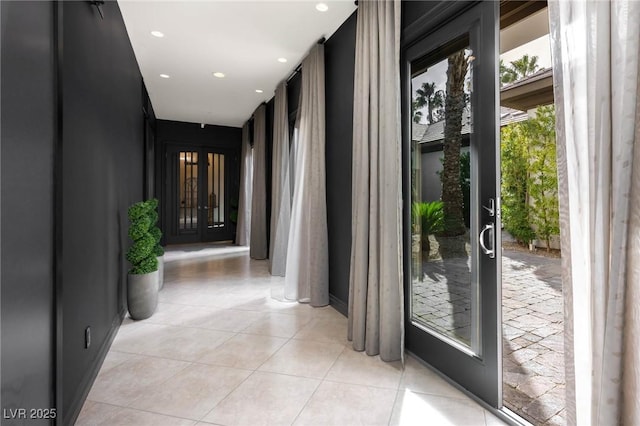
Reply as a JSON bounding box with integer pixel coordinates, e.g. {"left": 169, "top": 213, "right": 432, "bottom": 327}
{"left": 147, "top": 199, "right": 165, "bottom": 290}
{"left": 126, "top": 200, "right": 158, "bottom": 320}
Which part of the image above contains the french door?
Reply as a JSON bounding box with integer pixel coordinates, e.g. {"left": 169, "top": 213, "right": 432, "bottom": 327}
{"left": 403, "top": 1, "right": 501, "bottom": 407}
{"left": 165, "top": 145, "right": 231, "bottom": 244}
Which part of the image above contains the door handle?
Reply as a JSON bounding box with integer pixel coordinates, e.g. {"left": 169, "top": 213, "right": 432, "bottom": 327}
{"left": 483, "top": 198, "right": 495, "bottom": 217}
{"left": 479, "top": 223, "right": 495, "bottom": 259}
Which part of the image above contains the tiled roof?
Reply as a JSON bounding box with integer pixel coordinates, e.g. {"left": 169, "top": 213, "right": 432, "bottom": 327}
{"left": 412, "top": 106, "right": 528, "bottom": 143}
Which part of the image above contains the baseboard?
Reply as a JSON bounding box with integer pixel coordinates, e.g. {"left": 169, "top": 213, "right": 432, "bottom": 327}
{"left": 329, "top": 294, "right": 348, "bottom": 317}
{"left": 63, "top": 308, "right": 125, "bottom": 425}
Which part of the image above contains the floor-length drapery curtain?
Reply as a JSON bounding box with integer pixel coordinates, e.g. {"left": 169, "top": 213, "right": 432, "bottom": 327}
{"left": 348, "top": 0, "right": 403, "bottom": 362}
{"left": 250, "top": 105, "right": 268, "bottom": 259}
{"left": 549, "top": 1, "right": 640, "bottom": 424}
{"left": 236, "top": 122, "right": 253, "bottom": 246}
{"left": 284, "top": 44, "right": 329, "bottom": 306}
{"left": 269, "top": 82, "right": 291, "bottom": 276}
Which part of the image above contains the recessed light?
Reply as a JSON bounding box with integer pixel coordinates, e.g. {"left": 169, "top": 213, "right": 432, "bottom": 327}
{"left": 151, "top": 30, "right": 164, "bottom": 38}
{"left": 160, "top": 74, "right": 170, "bottom": 78}
{"left": 213, "top": 72, "right": 225, "bottom": 78}
{"left": 315, "top": 3, "right": 328, "bottom": 12}
{"left": 255, "top": 89, "right": 264, "bottom": 93}
{"left": 277, "top": 57, "right": 288, "bottom": 63}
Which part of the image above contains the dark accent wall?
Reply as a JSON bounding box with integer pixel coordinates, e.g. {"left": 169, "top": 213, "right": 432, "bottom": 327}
{"left": 1, "top": 2, "right": 56, "bottom": 423}
{"left": 60, "top": 1, "right": 146, "bottom": 423}
{"left": 324, "top": 12, "right": 357, "bottom": 313}
{"left": 1, "top": 1, "right": 145, "bottom": 423}
{"left": 155, "top": 120, "right": 242, "bottom": 244}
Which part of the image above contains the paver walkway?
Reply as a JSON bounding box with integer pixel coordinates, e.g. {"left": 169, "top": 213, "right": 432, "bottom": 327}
{"left": 412, "top": 248, "right": 564, "bottom": 425}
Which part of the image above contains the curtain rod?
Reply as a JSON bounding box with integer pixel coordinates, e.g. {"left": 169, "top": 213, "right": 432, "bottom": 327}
{"left": 285, "top": 37, "right": 326, "bottom": 83}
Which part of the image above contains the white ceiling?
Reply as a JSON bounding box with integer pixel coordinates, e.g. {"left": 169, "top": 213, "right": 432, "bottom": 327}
{"left": 118, "top": 1, "right": 356, "bottom": 128}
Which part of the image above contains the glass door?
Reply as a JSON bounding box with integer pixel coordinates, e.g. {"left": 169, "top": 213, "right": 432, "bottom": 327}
{"left": 202, "top": 150, "right": 227, "bottom": 241}
{"left": 165, "top": 146, "right": 230, "bottom": 244}
{"left": 403, "top": 1, "right": 501, "bottom": 407}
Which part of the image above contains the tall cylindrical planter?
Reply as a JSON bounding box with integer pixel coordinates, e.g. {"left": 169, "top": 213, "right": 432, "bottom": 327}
{"left": 128, "top": 270, "right": 159, "bottom": 320}
{"left": 157, "top": 255, "right": 164, "bottom": 290}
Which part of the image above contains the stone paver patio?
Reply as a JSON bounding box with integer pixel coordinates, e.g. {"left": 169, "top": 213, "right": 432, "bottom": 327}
{"left": 412, "top": 248, "right": 564, "bottom": 425}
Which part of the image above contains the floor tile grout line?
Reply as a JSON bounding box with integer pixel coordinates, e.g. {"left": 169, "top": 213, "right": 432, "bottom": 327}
{"left": 83, "top": 399, "right": 203, "bottom": 423}
{"left": 196, "top": 367, "right": 258, "bottom": 423}
{"left": 386, "top": 389, "right": 401, "bottom": 426}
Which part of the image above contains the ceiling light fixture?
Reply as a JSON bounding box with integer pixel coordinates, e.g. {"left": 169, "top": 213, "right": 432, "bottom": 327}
{"left": 160, "top": 74, "right": 170, "bottom": 78}
{"left": 213, "top": 72, "right": 225, "bottom": 78}
{"left": 277, "top": 57, "right": 288, "bottom": 63}
{"left": 255, "top": 89, "right": 264, "bottom": 93}
{"left": 315, "top": 3, "right": 329, "bottom": 12}
{"left": 151, "top": 30, "right": 164, "bottom": 38}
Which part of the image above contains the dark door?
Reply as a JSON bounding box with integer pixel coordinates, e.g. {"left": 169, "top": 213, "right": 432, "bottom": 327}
{"left": 403, "top": 1, "right": 502, "bottom": 407}
{"left": 165, "top": 145, "right": 231, "bottom": 244}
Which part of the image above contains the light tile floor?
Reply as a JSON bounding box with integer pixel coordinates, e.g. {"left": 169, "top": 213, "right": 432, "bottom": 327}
{"left": 77, "top": 244, "right": 506, "bottom": 426}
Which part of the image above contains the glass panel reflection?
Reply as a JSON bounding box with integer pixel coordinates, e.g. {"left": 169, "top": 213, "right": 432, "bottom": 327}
{"left": 207, "top": 153, "right": 225, "bottom": 228}
{"left": 179, "top": 151, "right": 198, "bottom": 231}
{"left": 410, "top": 44, "right": 477, "bottom": 350}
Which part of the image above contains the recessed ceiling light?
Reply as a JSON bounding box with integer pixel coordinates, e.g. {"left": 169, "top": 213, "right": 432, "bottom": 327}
{"left": 255, "top": 89, "right": 264, "bottom": 93}
{"left": 151, "top": 30, "right": 164, "bottom": 38}
{"left": 160, "top": 74, "right": 170, "bottom": 78}
{"left": 277, "top": 57, "right": 288, "bottom": 63}
{"left": 213, "top": 72, "right": 225, "bottom": 78}
{"left": 315, "top": 3, "right": 329, "bottom": 12}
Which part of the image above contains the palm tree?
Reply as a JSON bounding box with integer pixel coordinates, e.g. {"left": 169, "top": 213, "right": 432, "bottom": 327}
{"left": 500, "top": 55, "right": 540, "bottom": 86}
{"left": 500, "top": 59, "right": 517, "bottom": 86}
{"left": 412, "top": 100, "right": 423, "bottom": 124}
{"left": 415, "top": 82, "right": 444, "bottom": 124}
{"left": 441, "top": 50, "right": 468, "bottom": 236}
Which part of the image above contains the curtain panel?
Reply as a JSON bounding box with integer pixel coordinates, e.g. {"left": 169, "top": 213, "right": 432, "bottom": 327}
{"left": 236, "top": 122, "right": 252, "bottom": 246}
{"left": 250, "top": 104, "right": 268, "bottom": 259}
{"left": 284, "top": 43, "right": 329, "bottom": 306}
{"left": 269, "top": 82, "right": 292, "bottom": 276}
{"left": 549, "top": 1, "right": 640, "bottom": 424}
{"left": 348, "top": 0, "right": 403, "bottom": 362}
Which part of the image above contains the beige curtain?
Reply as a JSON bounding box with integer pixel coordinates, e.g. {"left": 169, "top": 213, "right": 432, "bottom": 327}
{"left": 284, "top": 44, "right": 329, "bottom": 306}
{"left": 236, "top": 122, "right": 252, "bottom": 246}
{"left": 348, "top": 0, "right": 403, "bottom": 362}
{"left": 269, "top": 82, "right": 291, "bottom": 276}
{"left": 549, "top": 1, "right": 640, "bottom": 424}
{"left": 250, "top": 104, "right": 268, "bottom": 259}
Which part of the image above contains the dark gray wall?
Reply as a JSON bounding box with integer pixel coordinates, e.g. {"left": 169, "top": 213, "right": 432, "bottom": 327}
{"left": 324, "top": 12, "right": 357, "bottom": 313}
{"left": 60, "top": 1, "right": 146, "bottom": 423}
{"left": 1, "top": 2, "right": 56, "bottom": 423}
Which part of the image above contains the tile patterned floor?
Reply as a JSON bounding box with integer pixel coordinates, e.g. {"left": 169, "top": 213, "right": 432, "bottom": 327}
{"left": 77, "top": 244, "right": 505, "bottom": 426}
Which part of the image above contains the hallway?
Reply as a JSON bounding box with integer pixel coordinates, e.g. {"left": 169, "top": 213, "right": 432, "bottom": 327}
{"left": 77, "top": 244, "right": 504, "bottom": 425}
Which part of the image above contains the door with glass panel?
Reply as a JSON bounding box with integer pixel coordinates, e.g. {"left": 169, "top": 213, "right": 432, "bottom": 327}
{"left": 403, "top": 2, "right": 501, "bottom": 406}
{"left": 166, "top": 145, "right": 229, "bottom": 244}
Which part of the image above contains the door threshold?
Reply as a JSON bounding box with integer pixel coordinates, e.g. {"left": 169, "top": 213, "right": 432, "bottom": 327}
{"left": 405, "top": 350, "right": 534, "bottom": 426}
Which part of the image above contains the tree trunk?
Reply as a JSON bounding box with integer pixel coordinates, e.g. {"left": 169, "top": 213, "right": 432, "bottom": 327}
{"left": 441, "top": 50, "right": 467, "bottom": 237}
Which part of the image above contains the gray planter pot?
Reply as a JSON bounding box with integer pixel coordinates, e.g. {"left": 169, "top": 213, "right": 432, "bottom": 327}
{"left": 157, "top": 255, "right": 164, "bottom": 290}
{"left": 127, "top": 270, "right": 159, "bottom": 320}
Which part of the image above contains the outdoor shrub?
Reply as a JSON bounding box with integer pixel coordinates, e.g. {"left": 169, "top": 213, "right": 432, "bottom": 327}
{"left": 527, "top": 106, "right": 559, "bottom": 251}
{"left": 500, "top": 105, "right": 559, "bottom": 250}
{"left": 126, "top": 201, "right": 158, "bottom": 274}
{"left": 501, "top": 123, "right": 535, "bottom": 244}
{"left": 417, "top": 201, "right": 445, "bottom": 236}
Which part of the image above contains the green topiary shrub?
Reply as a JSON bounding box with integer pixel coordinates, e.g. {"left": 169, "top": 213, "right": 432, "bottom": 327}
{"left": 146, "top": 198, "right": 164, "bottom": 257}
{"left": 126, "top": 201, "right": 158, "bottom": 274}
